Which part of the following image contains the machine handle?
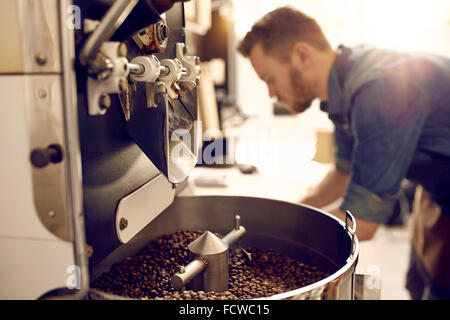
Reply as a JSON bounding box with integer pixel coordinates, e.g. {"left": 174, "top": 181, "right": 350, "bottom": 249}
{"left": 30, "top": 144, "right": 63, "bottom": 168}
{"left": 345, "top": 210, "right": 357, "bottom": 256}
{"left": 345, "top": 210, "right": 356, "bottom": 235}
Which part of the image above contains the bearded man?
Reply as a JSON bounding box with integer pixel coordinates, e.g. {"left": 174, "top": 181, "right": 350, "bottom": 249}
{"left": 238, "top": 6, "right": 450, "bottom": 299}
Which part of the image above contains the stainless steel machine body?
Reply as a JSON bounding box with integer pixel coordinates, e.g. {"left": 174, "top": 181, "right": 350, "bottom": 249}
{"left": 0, "top": 0, "right": 87, "bottom": 299}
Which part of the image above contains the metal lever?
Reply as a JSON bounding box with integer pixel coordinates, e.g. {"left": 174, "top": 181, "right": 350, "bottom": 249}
{"left": 79, "top": 0, "right": 139, "bottom": 66}
{"left": 171, "top": 258, "right": 207, "bottom": 291}
{"left": 176, "top": 42, "right": 201, "bottom": 84}
{"left": 221, "top": 215, "right": 247, "bottom": 246}
{"left": 222, "top": 215, "right": 252, "bottom": 263}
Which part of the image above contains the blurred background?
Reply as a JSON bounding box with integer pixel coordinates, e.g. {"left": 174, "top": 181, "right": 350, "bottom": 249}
{"left": 186, "top": 0, "right": 450, "bottom": 173}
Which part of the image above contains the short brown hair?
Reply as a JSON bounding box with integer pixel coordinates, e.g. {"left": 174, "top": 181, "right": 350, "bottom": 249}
{"left": 237, "top": 6, "right": 332, "bottom": 62}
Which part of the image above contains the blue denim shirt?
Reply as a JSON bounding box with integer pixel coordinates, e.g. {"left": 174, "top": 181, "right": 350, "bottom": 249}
{"left": 322, "top": 44, "right": 450, "bottom": 223}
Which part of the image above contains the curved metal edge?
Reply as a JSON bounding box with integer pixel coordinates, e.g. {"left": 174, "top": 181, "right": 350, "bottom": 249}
{"left": 345, "top": 210, "right": 357, "bottom": 235}
{"left": 265, "top": 239, "right": 359, "bottom": 300}
{"left": 262, "top": 205, "right": 359, "bottom": 300}
{"left": 345, "top": 210, "right": 357, "bottom": 256}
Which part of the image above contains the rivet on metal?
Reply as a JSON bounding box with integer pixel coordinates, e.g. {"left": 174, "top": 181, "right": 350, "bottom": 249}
{"left": 118, "top": 43, "right": 128, "bottom": 57}
{"left": 98, "top": 93, "right": 111, "bottom": 110}
{"left": 37, "top": 89, "right": 48, "bottom": 99}
{"left": 35, "top": 53, "right": 48, "bottom": 66}
{"left": 235, "top": 215, "right": 241, "bottom": 230}
{"left": 119, "top": 79, "right": 128, "bottom": 92}
{"left": 119, "top": 217, "right": 128, "bottom": 231}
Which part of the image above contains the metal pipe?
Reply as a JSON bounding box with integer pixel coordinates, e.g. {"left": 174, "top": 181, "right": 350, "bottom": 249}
{"left": 160, "top": 65, "right": 170, "bottom": 76}
{"left": 128, "top": 63, "right": 144, "bottom": 75}
{"left": 79, "top": 0, "right": 139, "bottom": 66}
{"left": 171, "top": 258, "right": 206, "bottom": 290}
{"left": 222, "top": 226, "right": 246, "bottom": 246}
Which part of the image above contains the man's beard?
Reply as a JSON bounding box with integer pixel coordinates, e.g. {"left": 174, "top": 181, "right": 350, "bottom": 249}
{"left": 287, "top": 68, "right": 316, "bottom": 114}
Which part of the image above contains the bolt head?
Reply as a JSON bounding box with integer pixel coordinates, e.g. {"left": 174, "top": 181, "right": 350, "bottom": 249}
{"left": 119, "top": 79, "right": 128, "bottom": 92}
{"left": 118, "top": 43, "right": 128, "bottom": 58}
{"left": 119, "top": 218, "right": 128, "bottom": 231}
{"left": 99, "top": 93, "right": 111, "bottom": 110}
{"left": 35, "top": 53, "right": 48, "bottom": 66}
{"left": 155, "top": 93, "right": 165, "bottom": 105}
{"left": 37, "top": 89, "right": 48, "bottom": 99}
{"left": 85, "top": 244, "right": 94, "bottom": 258}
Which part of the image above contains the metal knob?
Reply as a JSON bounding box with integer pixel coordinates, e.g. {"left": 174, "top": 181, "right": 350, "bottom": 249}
{"left": 159, "top": 58, "right": 184, "bottom": 100}
{"left": 129, "top": 55, "right": 161, "bottom": 82}
{"left": 175, "top": 43, "right": 201, "bottom": 84}
{"left": 30, "top": 144, "right": 63, "bottom": 168}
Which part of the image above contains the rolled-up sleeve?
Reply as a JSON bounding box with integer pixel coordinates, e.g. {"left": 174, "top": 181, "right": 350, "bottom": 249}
{"left": 340, "top": 181, "right": 397, "bottom": 223}
{"left": 336, "top": 157, "right": 351, "bottom": 175}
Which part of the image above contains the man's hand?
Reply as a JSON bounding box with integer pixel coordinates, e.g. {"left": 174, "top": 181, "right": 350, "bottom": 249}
{"left": 298, "top": 166, "right": 380, "bottom": 241}
{"left": 151, "top": 0, "right": 191, "bottom": 14}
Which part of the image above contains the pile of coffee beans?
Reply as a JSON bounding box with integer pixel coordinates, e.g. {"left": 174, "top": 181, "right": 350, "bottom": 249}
{"left": 91, "top": 230, "right": 330, "bottom": 300}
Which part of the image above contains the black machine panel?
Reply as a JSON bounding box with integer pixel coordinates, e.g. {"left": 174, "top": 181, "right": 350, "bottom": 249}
{"left": 74, "top": 1, "right": 190, "bottom": 268}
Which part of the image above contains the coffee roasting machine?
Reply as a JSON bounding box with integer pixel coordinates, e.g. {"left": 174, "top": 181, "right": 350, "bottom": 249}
{"left": 0, "top": 0, "right": 372, "bottom": 300}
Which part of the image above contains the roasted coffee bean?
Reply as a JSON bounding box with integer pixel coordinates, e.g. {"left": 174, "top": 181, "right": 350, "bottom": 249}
{"left": 91, "top": 230, "right": 330, "bottom": 300}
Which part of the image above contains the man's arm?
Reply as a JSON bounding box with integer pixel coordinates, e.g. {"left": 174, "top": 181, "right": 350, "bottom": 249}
{"left": 299, "top": 165, "right": 350, "bottom": 208}
{"left": 299, "top": 166, "right": 380, "bottom": 241}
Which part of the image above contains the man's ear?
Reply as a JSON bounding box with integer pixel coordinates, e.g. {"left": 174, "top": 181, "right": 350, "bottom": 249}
{"left": 291, "top": 42, "right": 312, "bottom": 70}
